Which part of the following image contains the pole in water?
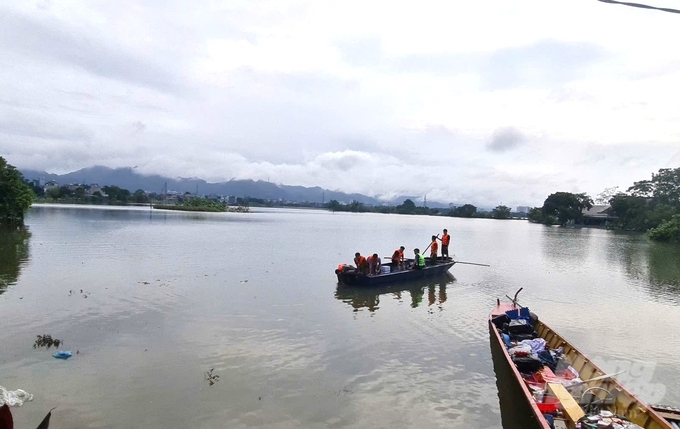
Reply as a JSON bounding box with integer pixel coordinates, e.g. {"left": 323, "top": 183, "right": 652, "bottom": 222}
{"left": 455, "top": 261, "right": 490, "bottom": 267}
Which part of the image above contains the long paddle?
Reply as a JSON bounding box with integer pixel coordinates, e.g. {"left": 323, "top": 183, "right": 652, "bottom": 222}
{"left": 455, "top": 261, "right": 490, "bottom": 267}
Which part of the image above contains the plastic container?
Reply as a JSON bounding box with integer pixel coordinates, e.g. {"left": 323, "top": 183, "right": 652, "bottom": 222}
{"left": 380, "top": 266, "right": 391, "bottom": 274}
{"left": 536, "top": 397, "right": 560, "bottom": 413}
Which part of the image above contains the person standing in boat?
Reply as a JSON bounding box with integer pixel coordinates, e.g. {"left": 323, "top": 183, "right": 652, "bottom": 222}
{"left": 429, "top": 235, "right": 438, "bottom": 265}
{"left": 391, "top": 246, "right": 405, "bottom": 271}
{"left": 438, "top": 229, "right": 450, "bottom": 259}
{"left": 367, "top": 253, "right": 381, "bottom": 275}
{"left": 412, "top": 248, "right": 426, "bottom": 270}
{"left": 354, "top": 252, "right": 369, "bottom": 275}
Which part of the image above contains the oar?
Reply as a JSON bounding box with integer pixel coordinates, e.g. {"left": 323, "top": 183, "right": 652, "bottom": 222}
{"left": 423, "top": 234, "right": 439, "bottom": 253}
{"left": 455, "top": 261, "right": 490, "bottom": 267}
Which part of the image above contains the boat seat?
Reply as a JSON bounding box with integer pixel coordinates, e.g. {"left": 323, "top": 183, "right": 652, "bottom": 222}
{"left": 547, "top": 383, "right": 585, "bottom": 424}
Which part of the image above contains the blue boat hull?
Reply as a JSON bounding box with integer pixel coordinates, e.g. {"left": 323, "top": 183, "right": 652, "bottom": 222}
{"left": 336, "top": 258, "right": 456, "bottom": 287}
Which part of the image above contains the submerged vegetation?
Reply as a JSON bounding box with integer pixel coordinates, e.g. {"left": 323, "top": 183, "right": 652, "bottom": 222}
{"left": 154, "top": 197, "right": 249, "bottom": 213}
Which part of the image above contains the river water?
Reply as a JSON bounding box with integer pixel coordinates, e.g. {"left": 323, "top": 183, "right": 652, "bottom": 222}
{"left": 1, "top": 204, "right": 679, "bottom": 429}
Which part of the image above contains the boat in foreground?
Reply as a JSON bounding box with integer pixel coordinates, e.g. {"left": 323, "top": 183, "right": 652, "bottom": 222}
{"left": 335, "top": 257, "right": 455, "bottom": 286}
{"left": 489, "top": 289, "right": 673, "bottom": 429}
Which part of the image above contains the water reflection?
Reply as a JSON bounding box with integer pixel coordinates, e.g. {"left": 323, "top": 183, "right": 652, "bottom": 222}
{"left": 489, "top": 326, "right": 543, "bottom": 429}
{"left": 334, "top": 273, "right": 455, "bottom": 312}
{"left": 0, "top": 227, "right": 31, "bottom": 294}
{"left": 647, "top": 242, "right": 680, "bottom": 298}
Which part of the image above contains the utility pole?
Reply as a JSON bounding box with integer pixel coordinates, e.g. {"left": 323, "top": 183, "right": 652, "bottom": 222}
{"left": 424, "top": 194, "right": 427, "bottom": 208}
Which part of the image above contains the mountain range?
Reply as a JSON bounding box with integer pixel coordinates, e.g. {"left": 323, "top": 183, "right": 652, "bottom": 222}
{"left": 20, "top": 166, "right": 455, "bottom": 208}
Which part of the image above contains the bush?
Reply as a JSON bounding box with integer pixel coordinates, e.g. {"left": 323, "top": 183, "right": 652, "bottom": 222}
{"left": 648, "top": 215, "right": 680, "bottom": 242}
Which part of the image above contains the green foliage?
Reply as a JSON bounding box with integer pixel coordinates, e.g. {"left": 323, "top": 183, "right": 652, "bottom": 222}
{"left": 132, "top": 189, "right": 149, "bottom": 203}
{"left": 492, "top": 205, "right": 511, "bottom": 219}
{"left": 628, "top": 167, "right": 680, "bottom": 209}
{"left": 396, "top": 199, "right": 417, "bottom": 214}
{"left": 528, "top": 207, "right": 543, "bottom": 223}
{"left": 0, "top": 157, "right": 35, "bottom": 227}
{"left": 324, "top": 198, "right": 440, "bottom": 215}
{"left": 608, "top": 168, "right": 680, "bottom": 239}
{"left": 542, "top": 215, "right": 557, "bottom": 226}
{"left": 181, "top": 197, "right": 227, "bottom": 211}
{"left": 103, "top": 185, "right": 130, "bottom": 202}
{"left": 648, "top": 214, "right": 680, "bottom": 242}
{"left": 449, "top": 204, "right": 477, "bottom": 218}
{"left": 610, "top": 194, "right": 647, "bottom": 230}
{"left": 542, "top": 192, "right": 593, "bottom": 226}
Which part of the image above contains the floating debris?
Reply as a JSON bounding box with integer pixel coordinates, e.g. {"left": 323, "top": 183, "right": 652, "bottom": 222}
{"left": 53, "top": 351, "right": 72, "bottom": 360}
{"left": 205, "top": 368, "right": 219, "bottom": 386}
{"left": 34, "top": 335, "right": 62, "bottom": 349}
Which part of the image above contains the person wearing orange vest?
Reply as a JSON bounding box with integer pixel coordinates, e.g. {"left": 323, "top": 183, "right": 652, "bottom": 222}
{"left": 366, "top": 253, "right": 381, "bottom": 275}
{"left": 429, "top": 235, "right": 438, "bottom": 265}
{"left": 439, "top": 228, "right": 451, "bottom": 259}
{"left": 354, "top": 252, "right": 369, "bottom": 275}
{"left": 391, "top": 246, "right": 405, "bottom": 271}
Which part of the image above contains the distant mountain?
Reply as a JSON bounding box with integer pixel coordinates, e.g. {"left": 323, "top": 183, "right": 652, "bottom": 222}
{"left": 20, "top": 166, "right": 393, "bottom": 205}
{"left": 20, "top": 166, "right": 462, "bottom": 208}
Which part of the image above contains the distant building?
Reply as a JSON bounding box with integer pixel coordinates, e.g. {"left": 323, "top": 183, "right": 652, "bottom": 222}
{"left": 581, "top": 205, "right": 616, "bottom": 226}
{"left": 516, "top": 206, "right": 531, "bottom": 214}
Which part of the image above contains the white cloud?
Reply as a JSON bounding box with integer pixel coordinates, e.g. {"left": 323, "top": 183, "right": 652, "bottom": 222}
{"left": 1, "top": 0, "right": 679, "bottom": 208}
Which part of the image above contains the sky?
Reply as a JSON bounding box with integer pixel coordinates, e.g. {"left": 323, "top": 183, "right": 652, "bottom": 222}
{"left": 1, "top": 0, "right": 679, "bottom": 208}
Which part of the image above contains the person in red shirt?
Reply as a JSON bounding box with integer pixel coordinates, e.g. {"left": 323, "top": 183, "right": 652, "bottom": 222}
{"left": 354, "top": 252, "right": 369, "bottom": 275}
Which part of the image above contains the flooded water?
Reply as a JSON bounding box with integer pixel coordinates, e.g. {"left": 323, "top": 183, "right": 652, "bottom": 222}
{"left": 1, "top": 204, "right": 679, "bottom": 429}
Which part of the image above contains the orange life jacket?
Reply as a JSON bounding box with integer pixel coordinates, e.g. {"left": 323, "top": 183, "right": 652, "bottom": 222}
{"left": 431, "top": 241, "right": 438, "bottom": 254}
{"left": 354, "top": 255, "right": 367, "bottom": 267}
{"left": 442, "top": 234, "right": 450, "bottom": 246}
{"left": 367, "top": 255, "right": 379, "bottom": 265}
{"left": 391, "top": 249, "right": 403, "bottom": 262}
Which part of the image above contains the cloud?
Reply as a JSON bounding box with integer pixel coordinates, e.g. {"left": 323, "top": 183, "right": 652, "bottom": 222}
{"left": 487, "top": 127, "right": 526, "bottom": 152}
{"left": 0, "top": 7, "right": 185, "bottom": 93}
{"left": 1, "top": 0, "right": 679, "bottom": 209}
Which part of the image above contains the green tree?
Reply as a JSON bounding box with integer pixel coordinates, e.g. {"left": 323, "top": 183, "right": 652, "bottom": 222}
{"left": 450, "top": 204, "right": 477, "bottom": 218}
{"left": 628, "top": 167, "right": 680, "bottom": 209}
{"left": 132, "top": 189, "right": 149, "bottom": 203}
{"left": 0, "top": 157, "right": 35, "bottom": 228}
{"left": 74, "top": 186, "right": 86, "bottom": 199}
{"left": 528, "top": 207, "right": 543, "bottom": 223}
{"left": 610, "top": 194, "right": 648, "bottom": 231}
{"left": 542, "top": 192, "right": 593, "bottom": 226}
{"left": 492, "top": 205, "right": 511, "bottom": 219}
{"left": 396, "top": 199, "right": 417, "bottom": 214}
{"left": 326, "top": 199, "right": 341, "bottom": 212}
{"left": 46, "top": 187, "right": 61, "bottom": 200}
{"left": 648, "top": 214, "right": 680, "bottom": 242}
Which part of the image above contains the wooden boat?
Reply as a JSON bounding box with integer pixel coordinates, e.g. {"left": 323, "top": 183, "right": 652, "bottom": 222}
{"left": 335, "top": 257, "right": 455, "bottom": 287}
{"left": 489, "top": 289, "right": 673, "bottom": 429}
{"left": 651, "top": 406, "right": 680, "bottom": 428}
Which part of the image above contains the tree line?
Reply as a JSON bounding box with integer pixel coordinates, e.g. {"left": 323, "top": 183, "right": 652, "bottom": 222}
{"left": 528, "top": 167, "right": 680, "bottom": 242}
{"left": 326, "top": 198, "right": 515, "bottom": 219}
